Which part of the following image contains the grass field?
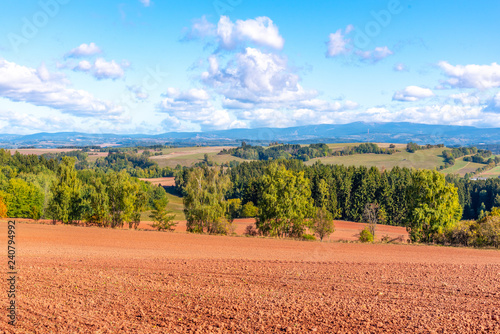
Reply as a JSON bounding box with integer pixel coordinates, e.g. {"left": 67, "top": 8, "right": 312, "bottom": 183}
{"left": 305, "top": 147, "right": 446, "bottom": 170}
{"left": 149, "top": 146, "right": 250, "bottom": 168}
{"left": 477, "top": 165, "right": 500, "bottom": 179}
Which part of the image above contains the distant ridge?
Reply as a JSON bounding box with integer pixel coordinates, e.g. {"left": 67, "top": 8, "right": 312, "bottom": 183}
{"left": 2, "top": 122, "right": 500, "bottom": 148}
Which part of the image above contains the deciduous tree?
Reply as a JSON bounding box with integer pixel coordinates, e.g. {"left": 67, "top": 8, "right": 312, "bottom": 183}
{"left": 256, "top": 163, "right": 314, "bottom": 238}
{"left": 405, "top": 169, "right": 462, "bottom": 243}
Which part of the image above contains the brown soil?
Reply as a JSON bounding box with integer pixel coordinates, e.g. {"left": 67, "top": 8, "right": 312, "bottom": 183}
{"left": 1, "top": 220, "right": 499, "bottom": 333}
{"left": 139, "top": 177, "right": 176, "bottom": 187}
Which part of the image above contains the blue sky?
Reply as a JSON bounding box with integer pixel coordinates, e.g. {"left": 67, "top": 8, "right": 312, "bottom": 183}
{"left": 1, "top": 0, "right": 500, "bottom": 134}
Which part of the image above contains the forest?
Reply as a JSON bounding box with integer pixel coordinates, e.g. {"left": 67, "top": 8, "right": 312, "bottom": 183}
{"left": 175, "top": 158, "right": 500, "bottom": 245}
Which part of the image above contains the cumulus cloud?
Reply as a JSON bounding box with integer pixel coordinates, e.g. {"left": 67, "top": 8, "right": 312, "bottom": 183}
{"left": 326, "top": 25, "right": 353, "bottom": 57}
{"left": 0, "top": 58, "right": 122, "bottom": 118}
{"left": 185, "top": 16, "right": 284, "bottom": 50}
{"left": 159, "top": 88, "right": 212, "bottom": 112}
{"left": 449, "top": 92, "right": 481, "bottom": 106}
{"left": 158, "top": 87, "right": 245, "bottom": 130}
{"left": 182, "top": 16, "right": 216, "bottom": 41}
{"left": 393, "top": 86, "right": 435, "bottom": 102}
{"left": 326, "top": 25, "right": 393, "bottom": 63}
{"left": 72, "top": 58, "right": 128, "bottom": 80}
{"left": 438, "top": 61, "right": 500, "bottom": 89}
{"left": 202, "top": 48, "right": 317, "bottom": 107}
{"left": 66, "top": 43, "right": 102, "bottom": 58}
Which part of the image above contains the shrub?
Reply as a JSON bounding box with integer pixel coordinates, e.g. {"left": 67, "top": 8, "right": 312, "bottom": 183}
{"left": 311, "top": 207, "right": 335, "bottom": 241}
{"left": 444, "top": 220, "right": 476, "bottom": 246}
{"left": 475, "top": 215, "right": 500, "bottom": 248}
{"left": 301, "top": 233, "right": 316, "bottom": 241}
{"left": 381, "top": 235, "right": 391, "bottom": 243}
{"left": 241, "top": 202, "right": 258, "bottom": 218}
{"left": 359, "top": 227, "right": 374, "bottom": 243}
{"left": 244, "top": 224, "right": 258, "bottom": 236}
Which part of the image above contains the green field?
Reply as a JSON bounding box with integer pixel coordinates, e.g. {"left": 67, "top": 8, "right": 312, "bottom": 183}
{"left": 149, "top": 146, "right": 251, "bottom": 168}
{"left": 124, "top": 144, "right": 499, "bottom": 175}
{"left": 477, "top": 165, "right": 500, "bottom": 179}
{"left": 140, "top": 189, "right": 186, "bottom": 221}
{"left": 304, "top": 147, "right": 446, "bottom": 170}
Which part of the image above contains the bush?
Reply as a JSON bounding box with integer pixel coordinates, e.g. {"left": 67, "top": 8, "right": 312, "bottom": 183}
{"left": 241, "top": 201, "right": 259, "bottom": 218}
{"left": 301, "top": 233, "right": 316, "bottom": 241}
{"left": 444, "top": 220, "right": 476, "bottom": 246}
{"left": 244, "top": 224, "right": 258, "bottom": 236}
{"left": 359, "top": 227, "right": 374, "bottom": 242}
{"left": 475, "top": 215, "right": 500, "bottom": 248}
{"left": 311, "top": 207, "right": 335, "bottom": 241}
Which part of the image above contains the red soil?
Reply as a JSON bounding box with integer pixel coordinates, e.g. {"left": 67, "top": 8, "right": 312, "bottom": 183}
{"left": 139, "top": 177, "right": 176, "bottom": 187}
{"left": 1, "top": 220, "right": 499, "bottom": 333}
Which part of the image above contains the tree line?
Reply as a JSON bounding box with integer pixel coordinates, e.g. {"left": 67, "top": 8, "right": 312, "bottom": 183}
{"left": 175, "top": 159, "right": 500, "bottom": 244}
{"left": 0, "top": 150, "right": 175, "bottom": 229}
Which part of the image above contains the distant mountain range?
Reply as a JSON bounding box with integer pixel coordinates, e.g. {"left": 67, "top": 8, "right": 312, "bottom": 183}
{"left": 2, "top": 122, "right": 500, "bottom": 148}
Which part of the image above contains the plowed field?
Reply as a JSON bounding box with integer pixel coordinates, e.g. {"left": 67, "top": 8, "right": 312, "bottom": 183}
{"left": 1, "top": 221, "right": 499, "bottom": 333}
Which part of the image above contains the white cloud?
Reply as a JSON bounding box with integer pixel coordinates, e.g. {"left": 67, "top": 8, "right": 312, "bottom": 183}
{"left": 158, "top": 87, "right": 244, "bottom": 130}
{"left": 72, "top": 58, "right": 127, "bottom": 80}
{"left": 127, "top": 85, "right": 149, "bottom": 101}
{"left": 159, "top": 88, "right": 212, "bottom": 113}
{"left": 0, "top": 58, "right": 122, "bottom": 118}
{"left": 186, "top": 16, "right": 284, "bottom": 50}
{"left": 393, "top": 86, "right": 435, "bottom": 102}
{"left": 438, "top": 61, "right": 500, "bottom": 89}
{"left": 139, "top": 0, "right": 150, "bottom": 7}
{"left": 356, "top": 46, "right": 393, "bottom": 62}
{"left": 182, "top": 16, "right": 216, "bottom": 41}
{"left": 326, "top": 25, "right": 353, "bottom": 57}
{"left": 326, "top": 25, "right": 393, "bottom": 63}
{"left": 450, "top": 92, "right": 481, "bottom": 106}
{"left": 76, "top": 60, "right": 93, "bottom": 71}
{"left": 93, "top": 58, "right": 126, "bottom": 80}
{"left": 485, "top": 92, "right": 500, "bottom": 112}
{"left": 202, "top": 48, "right": 317, "bottom": 107}
{"left": 66, "top": 43, "right": 102, "bottom": 58}
{"left": 393, "top": 63, "right": 408, "bottom": 72}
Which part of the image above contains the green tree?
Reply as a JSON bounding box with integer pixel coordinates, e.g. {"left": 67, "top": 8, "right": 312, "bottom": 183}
{"left": 149, "top": 197, "right": 176, "bottom": 231}
{"left": 0, "top": 195, "right": 6, "bottom": 219}
{"left": 311, "top": 207, "right": 335, "bottom": 241}
{"left": 105, "top": 170, "right": 136, "bottom": 228}
{"left": 47, "top": 157, "right": 82, "bottom": 224}
{"left": 405, "top": 169, "right": 462, "bottom": 243}
{"left": 256, "top": 163, "right": 314, "bottom": 238}
{"left": 183, "top": 167, "right": 233, "bottom": 234}
{"left": 227, "top": 198, "right": 242, "bottom": 222}
{"left": 241, "top": 201, "right": 259, "bottom": 217}
{"left": 494, "top": 194, "right": 500, "bottom": 208}
{"left": 4, "top": 178, "right": 44, "bottom": 219}
{"left": 83, "top": 175, "right": 110, "bottom": 227}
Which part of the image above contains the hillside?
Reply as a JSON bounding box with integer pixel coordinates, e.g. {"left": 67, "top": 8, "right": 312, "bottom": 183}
{"left": 4, "top": 122, "right": 500, "bottom": 148}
